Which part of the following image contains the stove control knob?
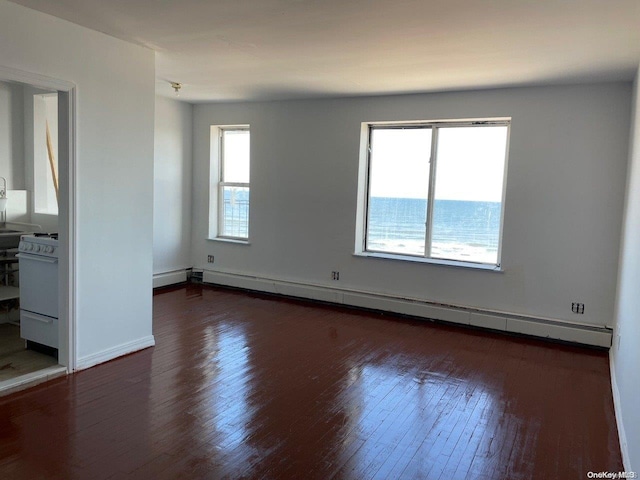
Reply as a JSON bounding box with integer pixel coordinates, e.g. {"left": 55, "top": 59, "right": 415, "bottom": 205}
{"left": 45, "top": 246, "right": 54, "bottom": 254}
{"left": 25, "top": 243, "right": 32, "bottom": 251}
{"left": 34, "top": 245, "right": 41, "bottom": 253}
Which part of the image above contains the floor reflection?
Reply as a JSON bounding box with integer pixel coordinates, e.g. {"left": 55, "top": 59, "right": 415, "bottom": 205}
{"left": 205, "top": 323, "right": 253, "bottom": 452}
{"left": 330, "top": 359, "right": 501, "bottom": 479}
{"left": 147, "top": 309, "right": 258, "bottom": 476}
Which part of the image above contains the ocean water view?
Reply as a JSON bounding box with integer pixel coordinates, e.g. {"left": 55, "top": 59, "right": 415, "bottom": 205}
{"left": 222, "top": 191, "right": 501, "bottom": 264}
{"left": 367, "top": 197, "right": 501, "bottom": 264}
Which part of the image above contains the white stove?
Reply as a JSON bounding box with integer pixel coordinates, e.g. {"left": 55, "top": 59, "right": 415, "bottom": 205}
{"left": 17, "top": 234, "right": 60, "bottom": 349}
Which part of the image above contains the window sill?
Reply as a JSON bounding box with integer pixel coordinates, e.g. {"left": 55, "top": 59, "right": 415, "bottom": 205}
{"left": 207, "top": 237, "right": 250, "bottom": 245}
{"left": 353, "top": 251, "right": 503, "bottom": 272}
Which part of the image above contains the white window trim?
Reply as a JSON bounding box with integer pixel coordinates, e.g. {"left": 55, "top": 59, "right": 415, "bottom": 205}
{"left": 352, "top": 251, "right": 504, "bottom": 272}
{"left": 355, "top": 117, "right": 511, "bottom": 270}
{"left": 208, "top": 125, "right": 250, "bottom": 243}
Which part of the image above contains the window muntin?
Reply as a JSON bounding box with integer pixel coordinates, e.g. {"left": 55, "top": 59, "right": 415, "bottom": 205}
{"left": 363, "top": 120, "right": 509, "bottom": 267}
{"left": 217, "top": 127, "right": 250, "bottom": 240}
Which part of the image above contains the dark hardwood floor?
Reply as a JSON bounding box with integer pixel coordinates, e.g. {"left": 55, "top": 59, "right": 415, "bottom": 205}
{"left": 0, "top": 284, "right": 622, "bottom": 479}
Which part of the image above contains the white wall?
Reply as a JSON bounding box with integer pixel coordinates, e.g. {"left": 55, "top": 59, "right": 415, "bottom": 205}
{"left": 192, "top": 83, "right": 631, "bottom": 328}
{"left": 0, "top": 1, "right": 155, "bottom": 363}
{"left": 612, "top": 66, "right": 640, "bottom": 471}
{"left": 0, "top": 80, "right": 24, "bottom": 189}
{"left": 154, "top": 96, "right": 192, "bottom": 276}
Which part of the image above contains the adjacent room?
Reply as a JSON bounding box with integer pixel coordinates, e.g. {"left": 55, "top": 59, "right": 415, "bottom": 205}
{"left": 0, "top": 79, "right": 64, "bottom": 389}
{"left": 0, "top": 0, "right": 639, "bottom": 478}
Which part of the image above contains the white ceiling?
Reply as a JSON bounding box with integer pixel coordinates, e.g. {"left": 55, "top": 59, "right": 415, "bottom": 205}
{"left": 9, "top": 0, "right": 640, "bottom": 103}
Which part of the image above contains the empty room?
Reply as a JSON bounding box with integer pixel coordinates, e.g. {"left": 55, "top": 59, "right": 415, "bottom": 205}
{"left": 0, "top": 0, "right": 639, "bottom": 478}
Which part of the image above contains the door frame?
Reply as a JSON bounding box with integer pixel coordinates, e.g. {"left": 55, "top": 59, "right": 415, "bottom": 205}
{"left": 0, "top": 65, "right": 77, "bottom": 371}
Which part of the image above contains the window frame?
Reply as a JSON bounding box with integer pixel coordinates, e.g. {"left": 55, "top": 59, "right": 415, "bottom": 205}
{"left": 209, "top": 125, "right": 250, "bottom": 242}
{"left": 357, "top": 118, "right": 511, "bottom": 270}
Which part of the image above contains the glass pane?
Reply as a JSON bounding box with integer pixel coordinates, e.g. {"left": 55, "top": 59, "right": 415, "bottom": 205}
{"left": 366, "top": 128, "right": 431, "bottom": 256}
{"left": 34, "top": 93, "right": 59, "bottom": 215}
{"left": 222, "top": 129, "right": 250, "bottom": 183}
{"left": 221, "top": 186, "right": 249, "bottom": 238}
{"left": 431, "top": 126, "right": 508, "bottom": 264}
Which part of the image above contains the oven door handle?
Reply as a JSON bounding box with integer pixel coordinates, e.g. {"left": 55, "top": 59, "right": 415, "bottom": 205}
{"left": 16, "top": 253, "right": 58, "bottom": 264}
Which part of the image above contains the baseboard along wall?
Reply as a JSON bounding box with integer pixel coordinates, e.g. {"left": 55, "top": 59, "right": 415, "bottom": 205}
{"left": 153, "top": 270, "right": 188, "bottom": 289}
{"left": 202, "top": 269, "right": 612, "bottom": 348}
{"left": 76, "top": 335, "right": 155, "bottom": 371}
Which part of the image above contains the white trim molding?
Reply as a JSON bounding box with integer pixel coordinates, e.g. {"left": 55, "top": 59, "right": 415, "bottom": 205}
{"left": 0, "top": 65, "right": 75, "bottom": 92}
{"left": 59, "top": 87, "right": 77, "bottom": 373}
{"left": 203, "top": 269, "right": 613, "bottom": 348}
{"left": 0, "top": 65, "right": 78, "bottom": 373}
{"left": 153, "top": 269, "right": 189, "bottom": 288}
{"left": 76, "top": 335, "right": 155, "bottom": 371}
{"left": 609, "top": 352, "right": 631, "bottom": 471}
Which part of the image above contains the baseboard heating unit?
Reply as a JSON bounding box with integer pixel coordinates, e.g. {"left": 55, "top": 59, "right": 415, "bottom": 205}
{"left": 202, "top": 270, "right": 613, "bottom": 348}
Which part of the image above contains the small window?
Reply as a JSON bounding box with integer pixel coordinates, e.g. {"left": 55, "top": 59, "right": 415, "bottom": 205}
{"left": 209, "top": 126, "right": 250, "bottom": 240}
{"left": 358, "top": 119, "right": 510, "bottom": 268}
{"left": 33, "top": 93, "right": 59, "bottom": 215}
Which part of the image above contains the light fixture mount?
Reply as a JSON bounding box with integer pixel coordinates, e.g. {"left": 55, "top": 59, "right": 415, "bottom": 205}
{"left": 170, "top": 82, "right": 182, "bottom": 95}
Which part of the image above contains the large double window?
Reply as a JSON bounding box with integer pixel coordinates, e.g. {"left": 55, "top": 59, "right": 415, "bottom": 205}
{"left": 209, "top": 125, "right": 250, "bottom": 240}
{"left": 359, "top": 119, "right": 510, "bottom": 268}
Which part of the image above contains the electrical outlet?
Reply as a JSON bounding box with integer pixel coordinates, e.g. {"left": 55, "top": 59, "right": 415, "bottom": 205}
{"left": 331, "top": 271, "right": 340, "bottom": 281}
{"left": 571, "top": 302, "right": 585, "bottom": 314}
{"left": 207, "top": 255, "right": 215, "bottom": 263}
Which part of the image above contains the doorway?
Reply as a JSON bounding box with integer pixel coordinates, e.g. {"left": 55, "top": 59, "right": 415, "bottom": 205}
{"left": 0, "top": 66, "right": 76, "bottom": 395}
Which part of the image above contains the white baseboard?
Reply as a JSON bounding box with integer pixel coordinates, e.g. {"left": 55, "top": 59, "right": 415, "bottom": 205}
{"left": 203, "top": 269, "right": 612, "bottom": 348}
{"left": 76, "top": 335, "right": 155, "bottom": 371}
{"left": 153, "top": 269, "right": 188, "bottom": 288}
{"left": 609, "top": 352, "right": 631, "bottom": 471}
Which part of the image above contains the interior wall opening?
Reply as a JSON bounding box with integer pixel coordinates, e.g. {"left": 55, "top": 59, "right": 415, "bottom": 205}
{"left": 0, "top": 71, "right": 72, "bottom": 395}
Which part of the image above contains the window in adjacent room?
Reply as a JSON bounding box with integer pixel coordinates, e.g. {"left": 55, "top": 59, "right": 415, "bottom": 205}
{"left": 356, "top": 119, "right": 510, "bottom": 269}
{"left": 33, "top": 93, "right": 59, "bottom": 215}
{"left": 209, "top": 125, "right": 250, "bottom": 240}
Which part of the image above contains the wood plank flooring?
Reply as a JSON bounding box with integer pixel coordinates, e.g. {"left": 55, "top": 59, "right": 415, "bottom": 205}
{"left": 0, "top": 284, "right": 623, "bottom": 479}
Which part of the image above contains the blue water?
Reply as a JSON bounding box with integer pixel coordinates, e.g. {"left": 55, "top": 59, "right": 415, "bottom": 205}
{"left": 223, "top": 192, "right": 501, "bottom": 262}
{"left": 367, "top": 197, "right": 501, "bottom": 261}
